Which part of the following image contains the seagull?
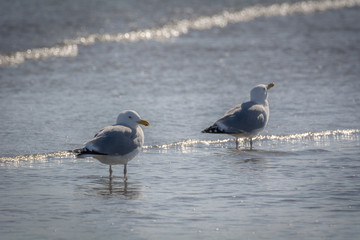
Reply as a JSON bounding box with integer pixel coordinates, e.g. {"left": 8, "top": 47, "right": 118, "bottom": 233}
{"left": 202, "top": 83, "right": 274, "bottom": 149}
{"left": 75, "top": 110, "right": 150, "bottom": 181}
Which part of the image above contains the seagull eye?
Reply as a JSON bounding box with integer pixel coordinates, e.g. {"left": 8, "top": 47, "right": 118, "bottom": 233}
{"left": 128, "top": 116, "right": 132, "bottom": 119}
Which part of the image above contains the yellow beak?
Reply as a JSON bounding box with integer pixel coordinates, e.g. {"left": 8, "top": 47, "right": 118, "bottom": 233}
{"left": 137, "top": 119, "right": 150, "bottom": 127}
{"left": 267, "top": 82, "right": 275, "bottom": 90}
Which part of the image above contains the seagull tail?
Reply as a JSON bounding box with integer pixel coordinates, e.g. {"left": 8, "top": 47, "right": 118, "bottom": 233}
{"left": 72, "top": 147, "right": 107, "bottom": 157}
{"left": 202, "top": 124, "right": 226, "bottom": 134}
{"left": 72, "top": 148, "right": 86, "bottom": 156}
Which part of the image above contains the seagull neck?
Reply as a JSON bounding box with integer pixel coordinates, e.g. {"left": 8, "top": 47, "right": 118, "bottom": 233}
{"left": 251, "top": 98, "right": 267, "bottom": 105}
{"left": 115, "top": 122, "right": 137, "bottom": 129}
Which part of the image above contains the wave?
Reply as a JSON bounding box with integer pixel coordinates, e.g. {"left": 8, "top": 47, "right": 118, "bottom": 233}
{"left": 0, "top": 151, "right": 75, "bottom": 165}
{"left": 1, "top": 0, "right": 359, "bottom": 66}
{"left": 1, "top": 129, "right": 358, "bottom": 163}
{"left": 144, "top": 128, "right": 360, "bottom": 150}
{"left": 256, "top": 128, "right": 360, "bottom": 142}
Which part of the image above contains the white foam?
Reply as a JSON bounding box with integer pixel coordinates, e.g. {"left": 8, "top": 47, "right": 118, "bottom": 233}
{"left": 0, "top": 151, "right": 75, "bottom": 165}
{"left": 1, "top": 129, "right": 358, "bottom": 163}
{"left": 145, "top": 129, "right": 360, "bottom": 150}
{"left": 0, "top": 45, "right": 78, "bottom": 66}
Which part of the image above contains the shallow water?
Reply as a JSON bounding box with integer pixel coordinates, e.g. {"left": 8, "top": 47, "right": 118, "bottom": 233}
{"left": 1, "top": 0, "right": 360, "bottom": 239}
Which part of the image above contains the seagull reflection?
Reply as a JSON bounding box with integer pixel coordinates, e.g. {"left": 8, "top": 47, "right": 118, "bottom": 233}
{"left": 77, "top": 176, "right": 143, "bottom": 200}
{"left": 108, "top": 178, "right": 129, "bottom": 196}
{"left": 100, "top": 178, "right": 142, "bottom": 199}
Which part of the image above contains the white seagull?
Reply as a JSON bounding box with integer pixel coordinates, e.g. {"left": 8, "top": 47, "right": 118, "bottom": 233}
{"left": 75, "top": 110, "right": 150, "bottom": 180}
{"left": 202, "top": 83, "right": 274, "bottom": 149}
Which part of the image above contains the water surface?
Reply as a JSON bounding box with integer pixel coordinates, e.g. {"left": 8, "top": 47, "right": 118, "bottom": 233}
{"left": 1, "top": 0, "right": 360, "bottom": 239}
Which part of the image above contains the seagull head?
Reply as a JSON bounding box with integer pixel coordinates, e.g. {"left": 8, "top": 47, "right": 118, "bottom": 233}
{"left": 250, "top": 83, "right": 275, "bottom": 104}
{"left": 116, "top": 110, "right": 150, "bottom": 128}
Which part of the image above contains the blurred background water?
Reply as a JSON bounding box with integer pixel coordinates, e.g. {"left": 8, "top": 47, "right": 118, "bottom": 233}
{"left": 1, "top": 0, "right": 360, "bottom": 239}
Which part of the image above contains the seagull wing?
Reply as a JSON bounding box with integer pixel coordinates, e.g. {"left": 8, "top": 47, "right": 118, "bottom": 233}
{"left": 203, "top": 101, "right": 267, "bottom": 134}
{"left": 82, "top": 125, "right": 142, "bottom": 156}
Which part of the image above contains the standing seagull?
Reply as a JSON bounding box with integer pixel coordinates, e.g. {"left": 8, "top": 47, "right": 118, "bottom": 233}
{"left": 75, "top": 110, "right": 150, "bottom": 181}
{"left": 202, "top": 83, "right": 274, "bottom": 149}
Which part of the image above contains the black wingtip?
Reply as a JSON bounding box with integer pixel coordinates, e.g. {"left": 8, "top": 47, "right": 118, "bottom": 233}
{"left": 202, "top": 125, "right": 226, "bottom": 134}
{"left": 72, "top": 148, "right": 85, "bottom": 156}
{"left": 201, "top": 126, "right": 210, "bottom": 133}
{"left": 74, "top": 148, "right": 108, "bottom": 157}
{"left": 202, "top": 127, "right": 211, "bottom": 133}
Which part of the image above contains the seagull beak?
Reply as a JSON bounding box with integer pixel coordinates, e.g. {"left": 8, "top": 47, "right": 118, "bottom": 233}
{"left": 137, "top": 119, "right": 150, "bottom": 126}
{"left": 267, "top": 82, "right": 275, "bottom": 90}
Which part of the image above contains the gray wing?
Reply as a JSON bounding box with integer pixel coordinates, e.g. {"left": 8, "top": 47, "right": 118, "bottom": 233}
{"left": 83, "top": 125, "right": 142, "bottom": 155}
{"left": 204, "top": 101, "right": 267, "bottom": 134}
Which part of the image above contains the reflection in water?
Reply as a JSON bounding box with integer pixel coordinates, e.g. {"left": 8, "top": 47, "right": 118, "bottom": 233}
{"left": 226, "top": 148, "right": 267, "bottom": 165}
{"left": 243, "top": 158, "right": 262, "bottom": 163}
{"left": 77, "top": 176, "right": 143, "bottom": 200}
{"left": 108, "top": 178, "right": 127, "bottom": 196}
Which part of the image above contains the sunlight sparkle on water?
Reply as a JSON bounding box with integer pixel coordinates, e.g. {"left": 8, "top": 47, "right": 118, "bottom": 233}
{"left": 1, "top": 0, "right": 359, "bottom": 66}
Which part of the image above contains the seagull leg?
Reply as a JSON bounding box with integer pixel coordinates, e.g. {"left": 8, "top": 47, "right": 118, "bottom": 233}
{"left": 109, "top": 177, "right": 113, "bottom": 194}
{"left": 250, "top": 139, "right": 253, "bottom": 150}
{"left": 124, "top": 181, "right": 128, "bottom": 194}
{"left": 236, "top": 137, "right": 239, "bottom": 149}
{"left": 123, "top": 164, "right": 128, "bottom": 182}
{"left": 109, "top": 165, "right": 113, "bottom": 179}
